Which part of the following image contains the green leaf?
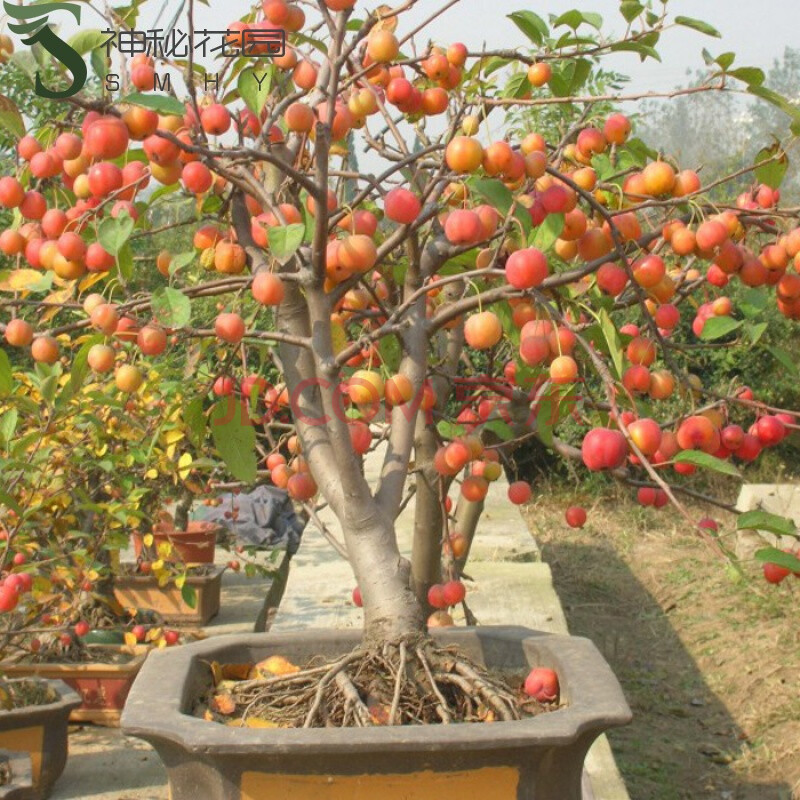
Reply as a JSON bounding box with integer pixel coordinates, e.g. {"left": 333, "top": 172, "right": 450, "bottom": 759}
{"left": 529, "top": 213, "right": 564, "bottom": 252}
{"left": 117, "top": 243, "right": 133, "bottom": 282}
{"left": 765, "top": 345, "right": 799, "bottom": 377}
{"left": 484, "top": 418, "right": 514, "bottom": 442}
{"left": 502, "top": 71, "right": 531, "bottom": 100}
{"left": 237, "top": 67, "right": 273, "bottom": 116}
{"left": 747, "top": 85, "right": 800, "bottom": 123}
{"left": 507, "top": 10, "right": 549, "bottom": 45}
{"left": 0, "top": 94, "right": 25, "bottom": 140}
{"left": 0, "top": 409, "right": 18, "bottom": 445}
{"left": 436, "top": 420, "right": 466, "bottom": 440}
{"left": 91, "top": 48, "right": 108, "bottom": 80}
{"left": 738, "top": 511, "right": 796, "bottom": 537}
{"left": 377, "top": 335, "right": 401, "bottom": 373}
{"left": 726, "top": 66, "right": 764, "bottom": 86}
{"left": 184, "top": 397, "right": 206, "bottom": 448}
{"left": 754, "top": 143, "right": 789, "bottom": 190}
{"left": 67, "top": 334, "right": 103, "bottom": 398}
{"left": 169, "top": 252, "right": 195, "bottom": 276}
{"left": 746, "top": 321, "right": 768, "bottom": 345}
{"left": 619, "top": 1, "right": 644, "bottom": 22}
{"left": 151, "top": 287, "right": 191, "bottom": 328}
{"left": 69, "top": 29, "right": 108, "bottom": 55}
{"left": 699, "top": 316, "right": 742, "bottom": 341}
{"left": 0, "top": 350, "right": 12, "bottom": 396}
{"left": 210, "top": 398, "right": 257, "bottom": 483}
{"left": 739, "top": 288, "right": 768, "bottom": 318}
{"left": 267, "top": 223, "right": 305, "bottom": 262}
{"left": 98, "top": 215, "right": 135, "bottom": 255}
{"left": 534, "top": 396, "right": 555, "bottom": 448}
{"left": 674, "top": 450, "right": 740, "bottom": 477}
{"left": 754, "top": 548, "right": 800, "bottom": 571}
{"left": 609, "top": 40, "right": 661, "bottom": 61}
{"left": 181, "top": 583, "right": 198, "bottom": 609}
{"left": 598, "top": 308, "right": 624, "bottom": 379}
{"left": 674, "top": 16, "right": 721, "bottom": 37}
{"left": 468, "top": 178, "right": 513, "bottom": 215}
{"left": 715, "top": 52, "right": 735, "bottom": 70}
{"left": 120, "top": 92, "right": 186, "bottom": 116}
{"left": 554, "top": 10, "right": 603, "bottom": 29}
{"left": 569, "top": 58, "right": 593, "bottom": 94}
{"left": 0, "top": 489, "right": 21, "bottom": 515}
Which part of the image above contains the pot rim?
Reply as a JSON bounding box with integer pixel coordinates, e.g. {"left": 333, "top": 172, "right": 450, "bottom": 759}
{"left": 122, "top": 626, "right": 632, "bottom": 754}
{"left": 0, "top": 678, "right": 82, "bottom": 721}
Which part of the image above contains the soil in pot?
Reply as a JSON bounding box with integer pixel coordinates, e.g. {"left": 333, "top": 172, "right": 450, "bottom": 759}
{"left": 193, "top": 640, "right": 560, "bottom": 728}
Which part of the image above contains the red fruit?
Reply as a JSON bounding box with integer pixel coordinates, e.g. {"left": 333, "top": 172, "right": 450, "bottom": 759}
{"left": 763, "top": 562, "right": 790, "bottom": 584}
{"left": 637, "top": 487, "right": 656, "bottom": 506}
{"left": 581, "top": 428, "right": 628, "bottom": 471}
{"left": 74, "top": 621, "right": 90, "bottom": 637}
{"left": 524, "top": 667, "right": 559, "bottom": 702}
{"left": 506, "top": 247, "right": 548, "bottom": 289}
{"left": 444, "top": 209, "right": 483, "bottom": 245}
{"left": 442, "top": 580, "right": 466, "bottom": 606}
{"left": 137, "top": 325, "right": 167, "bottom": 356}
{"left": 565, "top": 506, "right": 587, "bottom": 528}
{"left": 164, "top": 630, "right": 180, "bottom": 645}
{"left": 0, "top": 586, "right": 19, "bottom": 613}
{"left": 352, "top": 587, "right": 363, "bottom": 607}
{"left": 596, "top": 263, "right": 628, "bottom": 296}
{"left": 131, "top": 624, "right": 147, "bottom": 642}
{"left": 201, "top": 104, "right": 232, "bottom": 135}
{"left": 755, "top": 415, "right": 786, "bottom": 446}
{"left": 84, "top": 115, "right": 130, "bottom": 160}
{"left": 251, "top": 272, "right": 285, "bottom": 305}
{"left": 214, "top": 312, "right": 246, "bottom": 344}
{"left": 287, "top": 472, "right": 317, "bottom": 501}
{"left": 384, "top": 188, "right": 421, "bottom": 225}
{"left": 627, "top": 418, "right": 662, "bottom": 457}
{"left": 698, "top": 518, "right": 718, "bottom": 532}
{"left": 508, "top": 481, "right": 532, "bottom": 505}
{"left": 427, "top": 584, "right": 447, "bottom": 609}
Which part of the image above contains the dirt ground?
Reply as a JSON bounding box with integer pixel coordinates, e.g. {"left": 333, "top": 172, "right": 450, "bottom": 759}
{"left": 521, "top": 484, "right": 800, "bottom": 800}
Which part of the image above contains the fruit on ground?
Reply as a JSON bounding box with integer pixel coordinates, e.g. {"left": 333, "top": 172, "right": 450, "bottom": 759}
{"left": 565, "top": 506, "right": 587, "bottom": 528}
{"left": 524, "top": 667, "right": 559, "bottom": 701}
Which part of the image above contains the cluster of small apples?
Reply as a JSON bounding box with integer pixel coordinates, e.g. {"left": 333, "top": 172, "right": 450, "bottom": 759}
{"left": 0, "top": 568, "right": 33, "bottom": 613}
{"left": 432, "top": 436, "right": 504, "bottom": 503}
{"left": 264, "top": 439, "right": 318, "bottom": 501}
{"left": 580, "top": 402, "right": 796, "bottom": 493}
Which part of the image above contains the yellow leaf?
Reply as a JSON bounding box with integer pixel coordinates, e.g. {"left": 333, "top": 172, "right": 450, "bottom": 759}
{"left": 5, "top": 269, "right": 43, "bottom": 291}
{"left": 331, "top": 319, "right": 347, "bottom": 355}
{"left": 156, "top": 542, "right": 172, "bottom": 558}
{"left": 166, "top": 443, "right": 176, "bottom": 459}
{"left": 143, "top": 533, "right": 154, "bottom": 547}
{"left": 78, "top": 271, "right": 109, "bottom": 292}
{"left": 145, "top": 468, "right": 159, "bottom": 479}
{"left": 152, "top": 558, "right": 165, "bottom": 571}
{"left": 226, "top": 718, "right": 278, "bottom": 729}
{"left": 146, "top": 627, "right": 162, "bottom": 642}
{"left": 175, "top": 574, "right": 186, "bottom": 589}
{"left": 95, "top": 444, "right": 108, "bottom": 457}
{"left": 124, "top": 632, "right": 138, "bottom": 648}
{"left": 163, "top": 429, "right": 185, "bottom": 445}
{"left": 177, "top": 452, "right": 192, "bottom": 479}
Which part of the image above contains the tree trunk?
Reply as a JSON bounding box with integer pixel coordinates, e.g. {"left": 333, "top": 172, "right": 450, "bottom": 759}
{"left": 341, "top": 510, "right": 425, "bottom": 645}
{"left": 410, "top": 417, "right": 442, "bottom": 611}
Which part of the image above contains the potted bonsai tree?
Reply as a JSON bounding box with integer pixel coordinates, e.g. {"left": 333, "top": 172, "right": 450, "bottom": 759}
{"left": 1, "top": 0, "right": 800, "bottom": 797}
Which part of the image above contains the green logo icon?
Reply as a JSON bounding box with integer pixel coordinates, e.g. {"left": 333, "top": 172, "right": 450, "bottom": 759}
{"left": 4, "top": 1, "right": 87, "bottom": 98}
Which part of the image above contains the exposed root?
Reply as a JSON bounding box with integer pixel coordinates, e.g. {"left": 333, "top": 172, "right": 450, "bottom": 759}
{"left": 197, "top": 641, "right": 555, "bottom": 728}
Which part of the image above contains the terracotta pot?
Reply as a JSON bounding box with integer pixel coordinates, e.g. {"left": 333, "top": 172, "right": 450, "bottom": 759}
{"left": 113, "top": 565, "right": 223, "bottom": 625}
{"left": 1, "top": 646, "right": 149, "bottom": 727}
{"left": 0, "top": 749, "right": 34, "bottom": 799}
{"left": 0, "top": 679, "right": 80, "bottom": 799}
{"left": 132, "top": 521, "right": 220, "bottom": 564}
{"left": 122, "top": 627, "right": 632, "bottom": 800}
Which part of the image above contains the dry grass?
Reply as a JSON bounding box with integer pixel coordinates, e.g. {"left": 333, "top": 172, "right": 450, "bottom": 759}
{"left": 521, "top": 480, "right": 800, "bottom": 800}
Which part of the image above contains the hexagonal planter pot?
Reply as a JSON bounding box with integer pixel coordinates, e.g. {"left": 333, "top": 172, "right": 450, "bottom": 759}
{"left": 113, "top": 565, "right": 224, "bottom": 625}
{"left": 0, "top": 749, "right": 34, "bottom": 799}
{"left": 1, "top": 646, "right": 149, "bottom": 726}
{"left": 122, "top": 627, "right": 631, "bottom": 800}
{"left": 0, "top": 679, "right": 81, "bottom": 800}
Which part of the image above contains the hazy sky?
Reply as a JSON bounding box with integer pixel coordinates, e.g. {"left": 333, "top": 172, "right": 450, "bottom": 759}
{"left": 5, "top": 1, "right": 799, "bottom": 96}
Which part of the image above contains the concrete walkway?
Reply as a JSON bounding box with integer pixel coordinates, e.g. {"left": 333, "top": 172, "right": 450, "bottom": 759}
{"left": 51, "top": 446, "right": 629, "bottom": 799}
